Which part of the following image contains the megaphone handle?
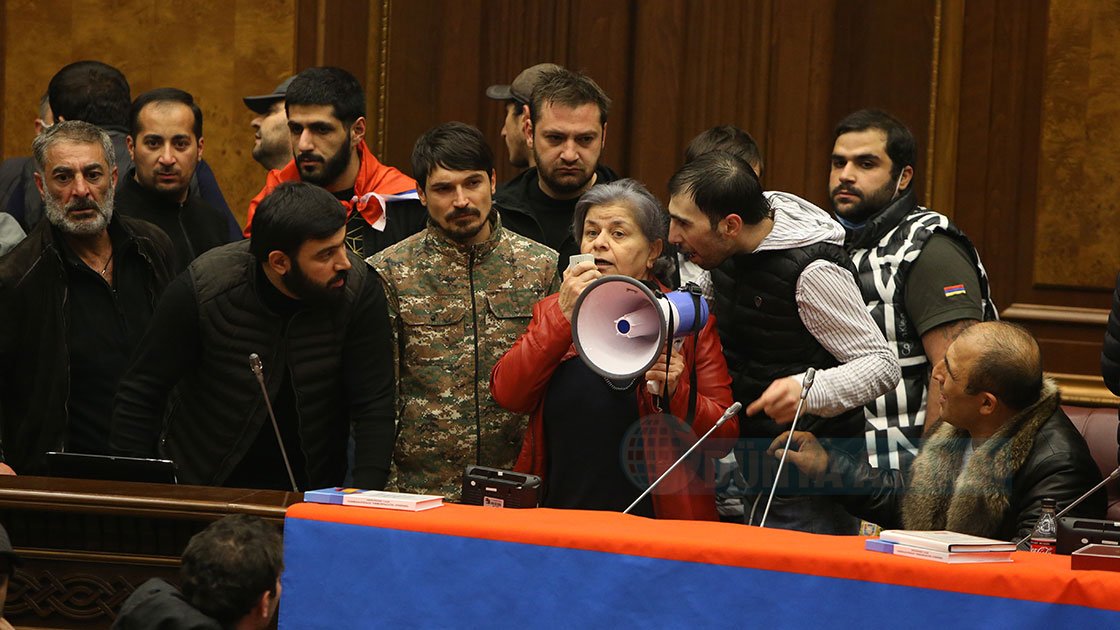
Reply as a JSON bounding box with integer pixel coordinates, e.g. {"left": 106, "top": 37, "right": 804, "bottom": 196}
{"left": 646, "top": 338, "right": 687, "bottom": 397}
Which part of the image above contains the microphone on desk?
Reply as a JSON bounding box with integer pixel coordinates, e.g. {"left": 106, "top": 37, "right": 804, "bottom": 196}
{"left": 1013, "top": 464, "right": 1120, "bottom": 549}
{"left": 759, "top": 367, "right": 816, "bottom": 528}
{"left": 623, "top": 401, "right": 742, "bottom": 515}
{"left": 249, "top": 353, "right": 300, "bottom": 493}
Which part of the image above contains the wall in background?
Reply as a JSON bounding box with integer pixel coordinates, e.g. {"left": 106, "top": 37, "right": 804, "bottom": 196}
{"left": 1, "top": 0, "right": 1114, "bottom": 400}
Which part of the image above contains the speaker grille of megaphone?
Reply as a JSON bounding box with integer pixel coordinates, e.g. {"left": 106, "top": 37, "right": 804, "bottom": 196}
{"left": 571, "top": 275, "right": 709, "bottom": 380}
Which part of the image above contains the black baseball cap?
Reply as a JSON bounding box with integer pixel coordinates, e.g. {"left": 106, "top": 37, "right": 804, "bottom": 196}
{"left": 485, "top": 63, "right": 563, "bottom": 104}
{"left": 243, "top": 76, "right": 295, "bottom": 114}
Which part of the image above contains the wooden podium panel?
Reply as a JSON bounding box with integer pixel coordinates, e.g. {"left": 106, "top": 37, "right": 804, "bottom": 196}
{"left": 0, "top": 476, "right": 298, "bottom": 629}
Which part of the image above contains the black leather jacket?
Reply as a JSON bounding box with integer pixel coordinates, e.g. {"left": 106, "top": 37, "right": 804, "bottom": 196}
{"left": 825, "top": 381, "right": 1105, "bottom": 544}
{"left": 0, "top": 215, "right": 174, "bottom": 474}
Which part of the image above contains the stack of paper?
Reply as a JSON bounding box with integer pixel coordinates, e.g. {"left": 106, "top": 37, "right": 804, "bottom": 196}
{"left": 866, "top": 530, "right": 1016, "bottom": 564}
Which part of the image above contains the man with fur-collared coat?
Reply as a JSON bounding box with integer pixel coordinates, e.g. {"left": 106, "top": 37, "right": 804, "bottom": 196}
{"left": 772, "top": 321, "right": 1104, "bottom": 546}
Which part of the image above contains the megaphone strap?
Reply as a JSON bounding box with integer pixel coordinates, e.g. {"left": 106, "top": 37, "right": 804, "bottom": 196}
{"left": 685, "top": 290, "right": 702, "bottom": 426}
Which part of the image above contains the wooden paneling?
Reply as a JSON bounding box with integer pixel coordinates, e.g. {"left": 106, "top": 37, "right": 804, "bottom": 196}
{"left": 1035, "top": 0, "right": 1120, "bottom": 289}
{"left": 826, "top": 0, "right": 937, "bottom": 207}
{"left": 0, "top": 0, "right": 298, "bottom": 225}
{"left": 940, "top": 0, "right": 1115, "bottom": 402}
{"left": 0, "top": 476, "right": 296, "bottom": 629}
{"left": 0, "top": 0, "right": 1115, "bottom": 399}
{"left": 0, "top": 1, "right": 5, "bottom": 156}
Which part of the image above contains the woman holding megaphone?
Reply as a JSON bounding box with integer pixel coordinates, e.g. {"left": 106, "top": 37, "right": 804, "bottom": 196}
{"left": 491, "top": 179, "right": 737, "bottom": 519}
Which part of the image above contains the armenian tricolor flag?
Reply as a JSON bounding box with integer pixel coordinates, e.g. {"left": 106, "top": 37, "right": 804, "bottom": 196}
{"left": 943, "top": 284, "right": 966, "bottom": 297}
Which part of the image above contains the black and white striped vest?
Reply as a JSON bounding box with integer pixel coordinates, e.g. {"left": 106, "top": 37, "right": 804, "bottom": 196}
{"left": 846, "top": 193, "right": 996, "bottom": 471}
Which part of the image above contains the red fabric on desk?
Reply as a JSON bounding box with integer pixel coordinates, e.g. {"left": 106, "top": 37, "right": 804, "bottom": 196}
{"left": 287, "top": 502, "right": 1120, "bottom": 612}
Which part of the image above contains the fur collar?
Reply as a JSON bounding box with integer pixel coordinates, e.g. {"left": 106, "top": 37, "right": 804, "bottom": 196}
{"left": 900, "top": 378, "right": 1059, "bottom": 537}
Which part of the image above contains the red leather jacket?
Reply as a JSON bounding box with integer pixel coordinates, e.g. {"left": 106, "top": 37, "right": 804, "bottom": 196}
{"left": 490, "top": 290, "right": 736, "bottom": 520}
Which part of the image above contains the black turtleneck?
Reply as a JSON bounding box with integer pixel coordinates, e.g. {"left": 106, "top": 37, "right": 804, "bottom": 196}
{"left": 114, "top": 168, "right": 234, "bottom": 273}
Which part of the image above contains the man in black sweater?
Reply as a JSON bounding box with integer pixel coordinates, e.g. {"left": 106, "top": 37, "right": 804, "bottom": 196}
{"left": 111, "top": 182, "right": 396, "bottom": 490}
{"left": 115, "top": 88, "right": 234, "bottom": 273}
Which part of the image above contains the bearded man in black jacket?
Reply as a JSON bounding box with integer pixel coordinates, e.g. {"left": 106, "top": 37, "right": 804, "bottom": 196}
{"left": 111, "top": 182, "right": 396, "bottom": 490}
{"left": 0, "top": 121, "right": 175, "bottom": 475}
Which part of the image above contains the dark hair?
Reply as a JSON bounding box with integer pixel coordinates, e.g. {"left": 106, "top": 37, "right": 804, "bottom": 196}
{"left": 411, "top": 122, "right": 493, "bottom": 191}
{"left": 685, "top": 125, "right": 764, "bottom": 176}
{"left": 529, "top": 68, "right": 611, "bottom": 126}
{"left": 285, "top": 66, "right": 365, "bottom": 126}
{"left": 833, "top": 109, "right": 916, "bottom": 179}
{"left": 47, "top": 61, "right": 131, "bottom": 129}
{"left": 668, "top": 151, "right": 769, "bottom": 229}
{"left": 180, "top": 515, "right": 283, "bottom": 627}
{"left": 250, "top": 182, "right": 347, "bottom": 261}
{"left": 129, "top": 87, "right": 203, "bottom": 139}
{"left": 962, "top": 322, "right": 1044, "bottom": 412}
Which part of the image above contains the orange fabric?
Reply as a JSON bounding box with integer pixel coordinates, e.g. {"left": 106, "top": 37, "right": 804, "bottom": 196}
{"left": 243, "top": 139, "right": 416, "bottom": 236}
{"left": 288, "top": 501, "right": 1120, "bottom": 612}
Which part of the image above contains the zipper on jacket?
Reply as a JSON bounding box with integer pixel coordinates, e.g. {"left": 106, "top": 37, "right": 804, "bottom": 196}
{"left": 281, "top": 313, "right": 311, "bottom": 490}
{"left": 468, "top": 247, "right": 481, "bottom": 465}
{"left": 177, "top": 207, "right": 197, "bottom": 262}
{"left": 58, "top": 278, "right": 71, "bottom": 453}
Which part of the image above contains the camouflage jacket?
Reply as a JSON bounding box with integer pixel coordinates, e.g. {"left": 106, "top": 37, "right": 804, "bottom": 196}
{"left": 367, "top": 212, "right": 557, "bottom": 499}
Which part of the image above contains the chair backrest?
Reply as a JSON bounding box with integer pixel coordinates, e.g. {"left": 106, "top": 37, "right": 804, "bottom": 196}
{"left": 1063, "top": 404, "right": 1120, "bottom": 521}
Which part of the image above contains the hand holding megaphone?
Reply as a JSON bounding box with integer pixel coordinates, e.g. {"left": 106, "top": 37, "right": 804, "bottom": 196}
{"left": 644, "top": 342, "right": 686, "bottom": 396}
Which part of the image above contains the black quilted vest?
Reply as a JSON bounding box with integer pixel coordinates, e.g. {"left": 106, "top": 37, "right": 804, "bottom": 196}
{"left": 712, "top": 242, "right": 864, "bottom": 444}
{"left": 160, "top": 241, "right": 366, "bottom": 486}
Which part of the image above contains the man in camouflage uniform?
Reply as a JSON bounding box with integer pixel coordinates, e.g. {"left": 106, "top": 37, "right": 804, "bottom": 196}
{"left": 368, "top": 122, "right": 557, "bottom": 499}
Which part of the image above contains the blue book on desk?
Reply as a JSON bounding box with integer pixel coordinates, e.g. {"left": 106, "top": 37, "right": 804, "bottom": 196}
{"left": 865, "top": 539, "right": 896, "bottom": 554}
{"left": 304, "top": 487, "right": 365, "bottom": 505}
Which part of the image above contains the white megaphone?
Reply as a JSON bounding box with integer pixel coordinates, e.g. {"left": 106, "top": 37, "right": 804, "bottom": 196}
{"left": 571, "top": 275, "right": 709, "bottom": 388}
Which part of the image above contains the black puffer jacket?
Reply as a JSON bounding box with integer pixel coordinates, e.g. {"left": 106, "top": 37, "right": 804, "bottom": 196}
{"left": 110, "top": 241, "right": 396, "bottom": 488}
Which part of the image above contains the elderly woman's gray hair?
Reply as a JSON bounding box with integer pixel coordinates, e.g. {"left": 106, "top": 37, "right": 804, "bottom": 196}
{"left": 572, "top": 178, "right": 669, "bottom": 245}
{"left": 571, "top": 178, "right": 674, "bottom": 283}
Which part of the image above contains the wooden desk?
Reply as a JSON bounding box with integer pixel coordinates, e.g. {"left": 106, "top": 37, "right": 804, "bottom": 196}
{"left": 0, "top": 476, "right": 298, "bottom": 629}
{"left": 282, "top": 502, "right": 1120, "bottom": 629}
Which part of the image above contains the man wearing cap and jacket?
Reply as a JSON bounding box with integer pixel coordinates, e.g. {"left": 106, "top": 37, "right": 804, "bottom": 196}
{"left": 244, "top": 77, "right": 294, "bottom": 172}
{"left": 485, "top": 63, "right": 562, "bottom": 170}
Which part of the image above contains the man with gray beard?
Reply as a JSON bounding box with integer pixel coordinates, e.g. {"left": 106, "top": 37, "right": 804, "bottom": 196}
{"left": 0, "top": 121, "right": 174, "bottom": 476}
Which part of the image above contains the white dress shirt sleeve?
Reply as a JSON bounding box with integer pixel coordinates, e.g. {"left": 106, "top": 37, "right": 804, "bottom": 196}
{"left": 793, "top": 260, "right": 901, "bottom": 417}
